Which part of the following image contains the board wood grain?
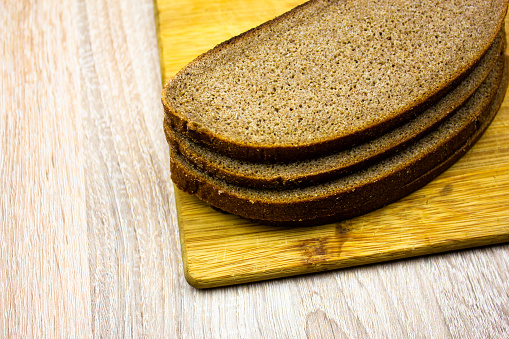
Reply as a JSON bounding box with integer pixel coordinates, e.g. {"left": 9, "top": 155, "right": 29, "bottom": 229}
{"left": 156, "top": 0, "right": 509, "bottom": 288}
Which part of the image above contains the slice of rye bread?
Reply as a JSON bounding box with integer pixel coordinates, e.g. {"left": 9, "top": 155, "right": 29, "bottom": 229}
{"left": 169, "top": 55, "right": 506, "bottom": 224}
{"left": 162, "top": 0, "right": 508, "bottom": 163}
{"left": 164, "top": 32, "right": 504, "bottom": 190}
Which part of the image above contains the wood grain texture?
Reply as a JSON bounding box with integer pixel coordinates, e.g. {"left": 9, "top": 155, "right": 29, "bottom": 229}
{"left": 158, "top": 0, "right": 509, "bottom": 289}
{"left": 1, "top": 1, "right": 91, "bottom": 336}
{"left": 2, "top": 0, "right": 509, "bottom": 337}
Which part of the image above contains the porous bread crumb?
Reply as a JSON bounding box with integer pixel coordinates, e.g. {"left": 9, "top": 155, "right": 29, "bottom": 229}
{"left": 164, "top": 32, "right": 503, "bottom": 189}
{"left": 164, "top": 0, "right": 507, "bottom": 153}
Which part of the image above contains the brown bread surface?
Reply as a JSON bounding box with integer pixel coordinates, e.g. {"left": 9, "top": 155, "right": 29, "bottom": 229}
{"left": 162, "top": 0, "right": 508, "bottom": 162}
{"left": 169, "top": 56, "right": 506, "bottom": 224}
{"left": 164, "top": 33, "right": 503, "bottom": 189}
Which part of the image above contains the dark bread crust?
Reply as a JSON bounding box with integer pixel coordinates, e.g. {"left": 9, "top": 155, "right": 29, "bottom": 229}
{"left": 169, "top": 56, "right": 506, "bottom": 223}
{"left": 162, "top": 0, "right": 508, "bottom": 163}
{"left": 164, "top": 33, "right": 503, "bottom": 189}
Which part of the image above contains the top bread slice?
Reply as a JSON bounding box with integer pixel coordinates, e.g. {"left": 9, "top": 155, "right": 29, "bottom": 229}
{"left": 162, "top": 0, "right": 508, "bottom": 162}
{"left": 164, "top": 31, "right": 504, "bottom": 189}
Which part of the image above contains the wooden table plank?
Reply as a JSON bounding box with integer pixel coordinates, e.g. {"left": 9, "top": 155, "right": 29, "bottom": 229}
{"left": 0, "top": 1, "right": 91, "bottom": 337}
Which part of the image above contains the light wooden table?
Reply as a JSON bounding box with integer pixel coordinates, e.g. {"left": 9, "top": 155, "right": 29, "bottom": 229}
{"left": 1, "top": 0, "right": 508, "bottom": 337}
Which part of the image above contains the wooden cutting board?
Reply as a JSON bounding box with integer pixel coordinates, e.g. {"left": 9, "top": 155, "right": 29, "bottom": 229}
{"left": 155, "top": 0, "right": 509, "bottom": 288}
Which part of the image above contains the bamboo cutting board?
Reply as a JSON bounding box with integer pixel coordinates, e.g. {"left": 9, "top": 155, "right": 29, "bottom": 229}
{"left": 156, "top": 0, "right": 509, "bottom": 288}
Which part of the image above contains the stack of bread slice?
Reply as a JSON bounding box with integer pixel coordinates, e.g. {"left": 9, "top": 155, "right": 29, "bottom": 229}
{"left": 162, "top": 0, "right": 509, "bottom": 226}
